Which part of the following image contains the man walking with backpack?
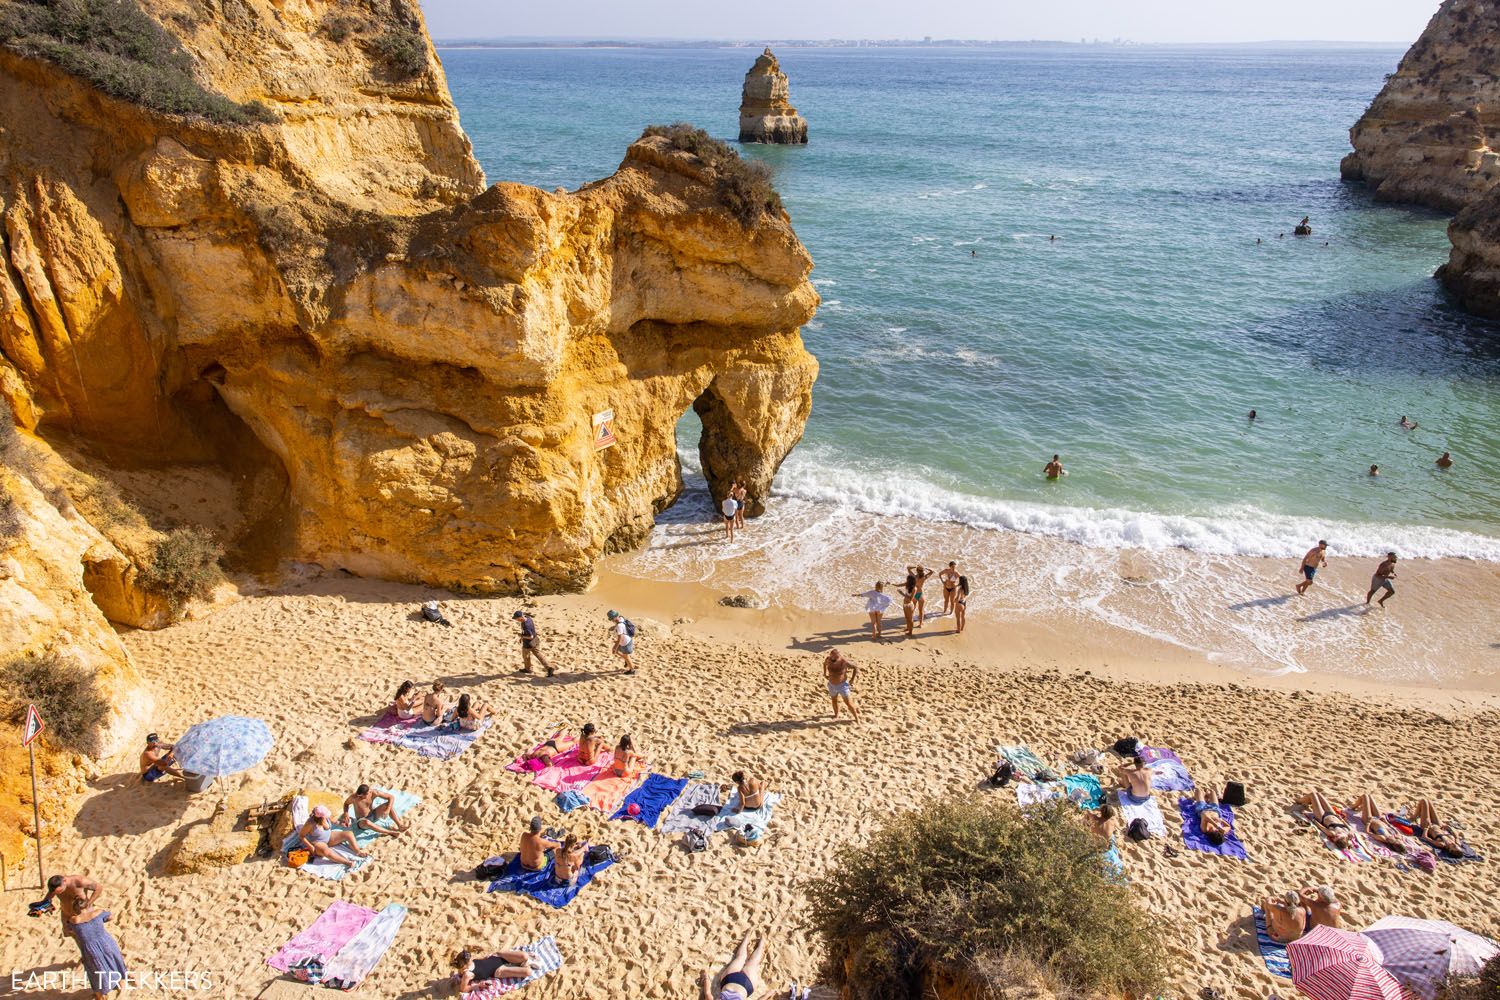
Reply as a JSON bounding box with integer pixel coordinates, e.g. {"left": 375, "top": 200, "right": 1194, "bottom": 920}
{"left": 606, "top": 610, "right": 637, "bottom": 674}
{"left": 513, "top": 610, "right": 555, "bottom": 676}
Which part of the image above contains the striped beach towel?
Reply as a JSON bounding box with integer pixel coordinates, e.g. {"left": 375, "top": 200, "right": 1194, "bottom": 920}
{"left": 1252, "top": 908, "right": 1293, "bottom": 979}
{"left": 465, "top": 937, "right": 565, "bottom": 998}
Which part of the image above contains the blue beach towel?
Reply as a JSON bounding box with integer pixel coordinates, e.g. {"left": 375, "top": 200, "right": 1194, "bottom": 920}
{"left": 346, "top": 790, "right": 422, "bottom": 847}
{"left": 610, "top": 773, "right": 688, "bottom": 827}
{"left": 554, "top": 790, "right": 589, "bottom": 813}
{"left": 485, "top": 854, "right": 615, "bottom": 908}
{"left": 1177, "top": 798, "right": 1249, "bottom": 860}
{"left": 1252, "top": 907, "right": 1292, "bottom": 979}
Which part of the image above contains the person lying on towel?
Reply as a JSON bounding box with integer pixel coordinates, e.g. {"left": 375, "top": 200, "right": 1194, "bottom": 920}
{"left": 1190, "top": 784, "right": 1232, "bottom": 847}
{"left": 451, "top": 947, "right": 533, "bottom": 992}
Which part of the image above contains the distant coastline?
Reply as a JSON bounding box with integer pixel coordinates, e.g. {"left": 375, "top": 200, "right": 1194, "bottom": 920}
{"left": 433, "top": 38, "right": 1407, "bottom": 51}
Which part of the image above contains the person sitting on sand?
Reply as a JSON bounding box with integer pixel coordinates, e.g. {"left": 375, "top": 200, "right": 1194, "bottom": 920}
{"left": 1409, "top": 798, "right": 1466, "bottom": 859}
{"left": 1300, "top": 886, "right": 1342, "bottom": 930}
{"left": 699, "top": 934, "right": 766, "bottom": 1000}
{"left": 139, "top": 733, "right": 184, "bottom": 783}
{"left": 339, "top": 783, "right": 410, "bottom": 837}
{"left": 295, "top": 806, "right": 369, "bottom": 868}
{"left": 552, "top": 833, "right": 587, "bottom": 888}
{"left": 1044, "top": 454, "right": 1065, "bottom": 480}
{"left": 1263, "top": 889, "right": 1308, "bottom": 944}
{"left": 1296, "top": 790, "right": 1356, "bottom": 852}
{"left": 454, "top": 693, "right": 492, "bottom": 731}
{"left": 730, "top": 771, "right": 767, "bottom": 812}
{"left": 576, "top": 723, "right": 604, "bottom": 765}
{"left": 823, "top": 649, "right": 860, "bottom": 722}
{"left": 1114, "top": 756, "right": 1153, "bottom": 800}
{"left": 610, "top": 735, "right": 644, "bottom": 778}
{"left": 392, "top": 681, "right": 420, "bottom": 720}
{"left": 519, "top": 816, "right": 560, "bottom": 873}
{"left": 450, "top": 948, "right": 534, "bottom": 992}
{"left": 422, "top": 681, "right": 450, "bottom": 724}
{"left": 1191, "top": 784, "right": 1232, "bottom": 847}
{"left": 852, "top": 582, "right": 893, "bottom": 641}
{"left": 1436, "top": 451, "right": 1454, "bottom": 469}
{"left": 1085, "top": 801, "right": 1122, "bottom": 843}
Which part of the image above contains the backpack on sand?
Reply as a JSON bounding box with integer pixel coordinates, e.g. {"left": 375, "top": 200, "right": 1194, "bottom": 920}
{"left": 420, "top": 601, "right": 452, "bottom": 627}
{"left": 682, "top": 829, "right": 708, "bottom": 853}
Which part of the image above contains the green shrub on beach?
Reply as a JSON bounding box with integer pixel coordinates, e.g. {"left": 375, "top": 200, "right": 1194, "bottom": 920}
{"left": 140, "top": 526, "right": 223, "bottom": 618}
{"left": 641, "top": 123, "right": 785, "bottom": 225}
{"left": 2, "top": 650, "right": 110, "bottom": 753}
{"left": 0, "top": 0, "right": 273, "bottom": 124}
{"left": 804, "top": 797, "right": 1165, "bottom": 999}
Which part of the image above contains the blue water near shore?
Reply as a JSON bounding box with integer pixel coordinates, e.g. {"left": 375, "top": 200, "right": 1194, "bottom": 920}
{"left": 442, "top": 45, "right": 1500, "bottom": 561}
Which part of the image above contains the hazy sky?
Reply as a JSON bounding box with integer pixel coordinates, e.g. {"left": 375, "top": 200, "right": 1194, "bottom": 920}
{"left": 420, "top": 0, "right": 1440, "bottom": 45}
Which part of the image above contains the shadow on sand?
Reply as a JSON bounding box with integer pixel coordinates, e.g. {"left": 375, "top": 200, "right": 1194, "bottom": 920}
{"left": 1227, "top": 594, "right": 1295, "bottom": 612}
{"left": 73, "top": 772, "right": 191, "bottom": 838}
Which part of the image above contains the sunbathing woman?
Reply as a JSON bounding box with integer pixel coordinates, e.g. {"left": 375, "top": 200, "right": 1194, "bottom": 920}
{"left": 392, "top": 681, "right": 419, "bottom": 720}
{"left": 611, "top": 735, "right": 644, "bottom": 778}
{"left": 552, "top": 834, "right": 586, "bottom": 888}
{"left": 450, "top": 948, "right": 533, "bottom": 993}
{"left": 699, "top": 934, "right": 766, "bottom": 1000}
{"left": 1410, "top": 798, "right": 1466, "bottom": 859}
{"left": 1191, "top": 785, "right": 1232, "bottom": 847}
{"left": 294, "top": 806, "right": 369, "bottom": 868}
{"left": 454, "top": 693, "right": 492, "bottom": 731}
{"left": 422, "top": 681, "right": 449, "bottom": 724}
{"left": 576, "top": 723, "right": 604, "bottom": 765}
{"left": 1350, "top": 793, "right": 1407, "bottom": 853}
{"left": 1296, "top": 790, "right": 1355, "bottom": 852}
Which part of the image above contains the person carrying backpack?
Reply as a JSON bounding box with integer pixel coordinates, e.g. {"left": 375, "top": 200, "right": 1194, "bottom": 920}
{"left": 606, "top": 610, "right": 636, "bottom": 675}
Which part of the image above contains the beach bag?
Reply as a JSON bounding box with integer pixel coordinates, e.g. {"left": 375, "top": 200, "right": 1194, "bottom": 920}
{"left": 290, "top": 958, "right": 324, "bottom": 983}
{"left": 692, "top": 803, "right": 722, "bottom": 818}
{"left": 730, "top": 825, "right": 762, "bottom": 848}
{"left": 286, "top": 849, "right": 310, "bottom": 869}
{"left": 987, "top": 760, "right": 1015, "bottom": 787}
{"left": 585, "top": 845, "right": 614, "bottom": 866}
{"left": 682, "top": 829, "right": 709, "bottom": 853}
{"left": 1126, "top": 818, "right": 1153, "bottom": 842}
{"left": 623, "top": 617, "right": 637, "bottom": 638}
{"left": 474, "top": 858, "right": 508, "bottom": 881}
{"left": 420, "top": 601, "right": 452, "bottom": 626}
{"left": 1221, "top": 781, "right": 1247, "bottom": 807}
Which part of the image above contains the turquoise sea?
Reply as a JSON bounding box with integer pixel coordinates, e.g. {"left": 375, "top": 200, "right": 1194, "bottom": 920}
{"left": 444, "top": 44, "right": 1500, "bottom": 559}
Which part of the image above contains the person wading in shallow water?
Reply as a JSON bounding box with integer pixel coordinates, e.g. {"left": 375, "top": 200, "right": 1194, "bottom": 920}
{"left": 720, "top": 491, "right": 739, "bottom": 542}
{"left": 1044, "top": 454, "right": 1065, "bottom": 479}
{"left": 1295, "top": 540, "right": 1328, "bottom": 597}
{"left": 1365, "top": 552, "right": 1398, "bottom": 608}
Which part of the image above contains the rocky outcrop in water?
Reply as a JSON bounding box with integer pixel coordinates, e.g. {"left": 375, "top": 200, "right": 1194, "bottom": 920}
{"left": 738, "top": 48, "right": 808, "bottom": 144}
{"left": 1341, "top": 0, "right": 1500, "bottom": 212}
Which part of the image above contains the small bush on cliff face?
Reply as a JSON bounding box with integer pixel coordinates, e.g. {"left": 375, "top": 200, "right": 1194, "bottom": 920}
{"left": 1435, "top": 955, "right": 1500, "bottom": 1000}
{"left": 140, "top": 526, "right": 223, "bottom": 618}
{"left": 321, "top": 12, "right": 369, "bottom": 43}
{"left": 2, "top": 651, "right": 110, "bottom": 754}
{"left": 641, "top": 123, "right": 785, "bottom": 225}
{"left": 0, "top": 0, "right": 274, "bottom": 124}
{"left": 0, "top": 491, "right": 20, "bottom": 538}
{"left": 805, "top": 797, "right": 1165, "bottom": 999}
{"left": 369, "top": 27, "right": 426, "bottom": 79}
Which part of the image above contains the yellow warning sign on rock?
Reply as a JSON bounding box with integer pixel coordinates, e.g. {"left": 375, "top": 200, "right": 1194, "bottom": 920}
{"left": 592, "top": 409, "right": 616, "bottom": 450}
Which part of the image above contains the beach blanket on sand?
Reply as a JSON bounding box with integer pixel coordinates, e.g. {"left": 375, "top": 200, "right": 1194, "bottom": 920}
{"left": 319, "top": 902, "right": 406, "bottom": 989}
{"left": 659, "top": 782, "right": 722, "bottom": 836}
{"left": 582, "top": 767, "right": 646, "bottom": 815}
{"left": 995, "top": 745, "right": 1051, "bottom": 780}
{"left": 1252, "top": 908, "right": 1293, "bottom": 979}
{"left": 1177, "top": 798, "right": 1249, "bottom": 860}
{"left": 358, "top": 712, "right": 424, "bottom": 746}
{"left": 521, "top": 746, "right": 612, "bottom": 795}
{"left": 503, "top": 734, "right": 577, "bottom": 776}
{"left": 1116, "top": 791, "right": 1166, "bottom": 838}
{"left": 712, "top": 791, "right": 784, "bottom": 839}
{"left": 280, "top": 797, "right": 370, "bottom": 882}
{"left": 359, "top": 711, "right": 489, "bottom": 760}
{"left": 485, "top": 855, "right": 614, "bottom": 908}
{"left": 462, "top": 937, "right": 565, "bottom": 998}
{"left": 1016, "top": 774, "right": 1105, "bottom": 811}
{"left": 1139, "top": 747, "right": 1194, "bottom": 792}
{"left": 266, "top": 900, "right": 377, "bottom": 973}
{"left": 611, "top": 773, "right": 688, "bottom": 828}
{"left": 347, "top": 790, "right": 421, "bottom": 848}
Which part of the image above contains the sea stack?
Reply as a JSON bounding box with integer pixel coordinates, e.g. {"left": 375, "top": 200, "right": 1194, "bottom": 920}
{"left": 738, "top": 48, "right": 808, "bottom": 144}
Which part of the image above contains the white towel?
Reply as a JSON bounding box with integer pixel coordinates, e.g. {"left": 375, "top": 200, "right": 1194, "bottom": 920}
{"left": 1116, "top": 791, "right": 1166, "bottom": 837}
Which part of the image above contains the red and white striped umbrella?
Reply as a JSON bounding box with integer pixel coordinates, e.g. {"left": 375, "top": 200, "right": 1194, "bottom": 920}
{"left": 1290, "top": 926, "right": 1407, "bottom": 1000}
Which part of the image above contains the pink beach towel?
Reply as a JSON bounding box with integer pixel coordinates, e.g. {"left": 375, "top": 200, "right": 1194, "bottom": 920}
{"left": 358, "top": 711, "right": 424, "bottom": 746}
{"left": 530, "top": 748, "right": 613, "bottom": 794}
{"left": 266, "top": 900, "right": 378, "bottom": 973}
{"left": 505, "top": 735, "right": 579, "bottom": 780}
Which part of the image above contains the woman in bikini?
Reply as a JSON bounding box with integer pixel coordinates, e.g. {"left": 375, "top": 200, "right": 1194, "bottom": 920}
{"left": 1296, "top": 790, "right": 1355, "bottom": 852}
{"left": 450, "top": 948, "right": 534, "bottom": 993}
{"left": 422, "top": 681, "right": 450, "bottom": 724}
{"left": 1350, "top": 792, "right": 1407, "bottom": 853}
{"left": 699, "top": 934, "right": 766, "bottom": 1000}
{"left": 954, "top": 575, "right": 970, "bottom": 634}
{"left": 896, "top": 571, "right": 917, "bottom": 636}
{"left": 908, "top": 565, "right": 936, "bottom": 627}
{"left": 392, "top": 681, "right": 419, "bottom": 719}
{"left": 454, "top": 693, "right": 492, "bottom": 730}
{"left": 576, "top": 723, "right": 604, "bottom": 765}
{"left": 611, "top": 734, "right": 644, "bottom": 778}
{"left": 1410, "top": 798, "right": 1466, "bottom": 859}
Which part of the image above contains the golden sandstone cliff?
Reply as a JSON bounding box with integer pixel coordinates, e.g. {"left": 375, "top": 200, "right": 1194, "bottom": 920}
{"left": 739, "top": 48, "right": 808, "bottom": 144}
{"left": 1342, "top": 0, "right": 1500, "bottom": 315}
{"left": 0, "top": 0, "right": 817, "bottom": 755}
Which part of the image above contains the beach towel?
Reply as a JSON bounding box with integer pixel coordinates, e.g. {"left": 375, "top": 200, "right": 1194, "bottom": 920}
{"left": 462, "top": 937, "right": 565, "bottom": 998}
{"left": 555, "top": 790, "right": 589, "bottom": 813}
{"left": 611, "top": 773, "right": 688, "bottom": 828}
{"left": 1299, "top": 810, "right": 1371, "bottom": 863}
{"left": 582, "top": 766, "right": 646, "bottom": 815}
{"left": 357, "top": 711, "right": 425, "bottom": 746}
{"left": 319, "top": 902, "right": 407, "bottom": 989}
{"left": 1252, "top": 908, "right": 1293, "bottom": 979}
{"left": 1116, "top": 791, "right": 1166, "bottom": 838}
{"left": 485, "top": 854, "right": 615, "bottom": 908}
{"left": 994, "top": 745, "right": 1051, "bottom": 780}
{"left": 1015, "top": 774, "right": 1103, "bottom": 810}
{"left": 1385, "top": 814, "right": 1485, "bottom": 864}
{"left": 660, "top": 782, "right": 722, "bottom": 836}
{"left": 526, "top": 747, "right": 613, "bottom": 794}
{"left": 1344, "top": 812, "right": 1400, "bottom": 862}
{"left": 266, "top": 900, "right": 378, "bottom": 973}
{"left": 1138, "top": 746, "right": 1195, "bottom": 792}
{"left": 399, "top": 718, "right": 490, "bottom": 760}
{"left": 1176, "top": 798, "right": 1249, "bottom": 860}
{"left": 280, "top": 798, "right": 371, "bottom": 881}
{"left": 711, "top": 791, "right": 784, "bottom": 839}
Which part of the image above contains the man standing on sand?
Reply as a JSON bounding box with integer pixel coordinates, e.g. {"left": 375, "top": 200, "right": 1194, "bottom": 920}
{"left": 1365, "top": 552, "right": 1398, "bottom": 608}
{"left": 513, "top": 610, "right": 555, "bottom": 677}
{"left": 721, "top": 491, "right": 738, "bottom": 542}
{"left": 606, "top": 610, "right": 636, "bottom": 674}
{"left": 823, "top": 649, "right": 860, "bottom": 722}
{"left": 939, "top": 561, "right": 960, "bottom": 615}
{"left": 1044, "top": 454, "right": 1065, "bottom": 480}
{"left": 1295, "top": 540, "right": 1328, "bottom": 596}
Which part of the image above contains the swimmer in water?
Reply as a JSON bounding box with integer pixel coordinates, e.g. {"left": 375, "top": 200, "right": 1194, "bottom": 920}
{"left": 1248, "top": 409, "right": 1257, "bottom": 421}
{"left": 970, "top": 249, "right": 977, "bottom": 257}
{"left": 1399, "top": 415, "right": 1418, "bottom": 430}
{"left": 1369, "top": 464, "right": 1379, "bottom": 477}
{"left": 1436, "top": 451, "right": 1454, "bottom": 469}
{"left": 1043, "top": 454, "right": 1065, "bottom": 480}
{"left": 1049, "top": 234, "right": 1057, "bottom": 241}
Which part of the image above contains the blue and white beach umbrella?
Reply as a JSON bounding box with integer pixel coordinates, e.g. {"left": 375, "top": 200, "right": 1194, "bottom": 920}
{"left": 172, "top": 716, "right": 274, "bottom": 778}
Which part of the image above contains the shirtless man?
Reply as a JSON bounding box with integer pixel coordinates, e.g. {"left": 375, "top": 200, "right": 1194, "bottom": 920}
{"left": 938, "top": 561, "right": 960, "bottom": 615}
{"left": 1043, "top": 454, "right": 1065, "bottom": 480}
{"left": 30, "top": 873, "right": 103, "bottom": 919}
{"left": 422, "top": 681, "right": 450, "bottom": 724}
{"left": 519, "top": 816, "right": 560, "bottom": 872}
{"left": 576, "top": 723, "right": 605, "bottom": 765}
{"left": 1301, "top": 886, "right": 1342, "bottom": 930}
{"left": 1114, "top": 756, "right": 1153, "bottom": 800}
{"left": 1365, "top": 552, "right": 1397, "bottom": 608}
{"left": 340, "top": 783, "right": 410, "bottom": 836}
{"left": 1295, "top": 540, "right": 1328, "bottom": 596}
{"left": 1436, "top": 451, "right": 1454, "bottom": 469}
{"left": 733, "top": 481, "right": 749, "bottom": 530}
{"left": 822, "top": 649, "right": 860, "bottom": 722}
{"left": 1399, "top": 415, "right": 1418, "bottom": 430}
{"left": 730, "top": 771, "right": 767, "bottom": 812}
{"left": 1263, "top": 890, "right": 1308, "bottom": 944}
{"left": 552, "top": 834, "right": 586, "bottom": 887}
{"left": 139, "top": 733, "right": 184, "bottom": 783}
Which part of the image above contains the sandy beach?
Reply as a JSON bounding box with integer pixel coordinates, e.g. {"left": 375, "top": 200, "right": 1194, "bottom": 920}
{"left": 2, "top": 563, "right": 1497, "bottom": 998}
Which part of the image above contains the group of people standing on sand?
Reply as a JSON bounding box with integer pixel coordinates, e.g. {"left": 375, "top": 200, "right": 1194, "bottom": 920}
{"left": 501, "top": 608, "right": 640, "bottom": 679}
{"left": 28, "top": 874, "right": 128, "bottom": 1000}
{"left": 720, "top": 480, "right": 750, "bottom": 542}
{"left": 1295, "top": 540, "right": 1402, "bottom": 608}
{"left": 852, "top": 561, "right": 970, "bottom": 641}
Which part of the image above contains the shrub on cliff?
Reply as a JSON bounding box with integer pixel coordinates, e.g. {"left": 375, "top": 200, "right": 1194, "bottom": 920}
{"left": 140, "top": 526, "right": 223, "bottom": 619}
{"left": 641, "top": 123, "right": 785, "bottom": 225}
{"left": 370, "top": 27, "right": 426, "bottom": 79}
{"left": 1436, "top": 955, "right": 1500, "bottom": 1000}
{"left": 0, "top": 0, "right": 273, "bottom": 124}
{"left": 805, "top": 797, "right": 1165, "bottom": 999}
{"left": 3, "top": 650, "right": 110, "bottom": 753}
